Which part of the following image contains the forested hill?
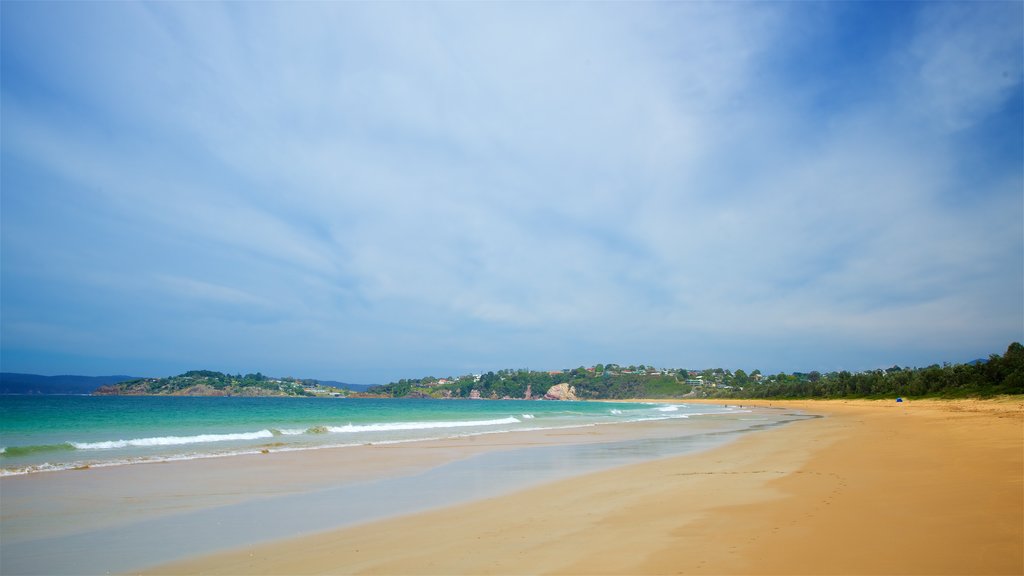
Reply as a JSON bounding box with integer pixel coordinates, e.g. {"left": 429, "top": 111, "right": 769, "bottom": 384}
{"left": 717, "top": 342, "right": 1023, "bottom": 399}
{"left": 93, "top": 370, "right": 348, "bottom": 397}
{"left": 368, "top": 342, "right": 1024, "bottom": 400}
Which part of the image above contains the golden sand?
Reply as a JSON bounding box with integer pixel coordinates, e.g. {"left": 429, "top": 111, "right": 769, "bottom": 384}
{"left": 146, "top": 398, "right": 1023, "bottom": 575}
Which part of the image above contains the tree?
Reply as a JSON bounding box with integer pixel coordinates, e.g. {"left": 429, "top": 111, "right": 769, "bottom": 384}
{"left": 733, "top": 369, "right": 749, "bottom": 386}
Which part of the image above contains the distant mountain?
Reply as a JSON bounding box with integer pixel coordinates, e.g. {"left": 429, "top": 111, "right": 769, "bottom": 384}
{"left": 0, "top": 373, "right": 140, "bottom": 395}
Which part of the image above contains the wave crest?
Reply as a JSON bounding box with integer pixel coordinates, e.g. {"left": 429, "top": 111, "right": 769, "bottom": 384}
{"left": 325, "top": 417, "right": 520, "bottom": 433}
{"left": 0, "top": 443, "right": 76, "bottom": 457}
{"left": 71, "top": 430, "right": 276, "bottom": 450}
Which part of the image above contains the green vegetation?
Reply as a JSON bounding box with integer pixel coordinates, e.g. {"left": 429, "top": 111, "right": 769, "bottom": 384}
{"left": 91, "top": 343, "right": 1024, "bottom": 400}
{"left": 709, "top": 342, "right": 1024, "bottom": 400}
{"left": 369, "top": 365, "right": 696, "bottom": 400}
{"left": 369, "top": 343, "right": 1024, "bottom": 400}
{"left": 93, "top": 370, "right": 345, "bottom": 397}
{"left": 368, "top": 366, "right": 696, "bottom": 399}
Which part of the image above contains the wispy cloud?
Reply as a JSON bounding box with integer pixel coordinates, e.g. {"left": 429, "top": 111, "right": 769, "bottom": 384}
{"left": 2, "top": 2, "right": 1020, "bottom": 381}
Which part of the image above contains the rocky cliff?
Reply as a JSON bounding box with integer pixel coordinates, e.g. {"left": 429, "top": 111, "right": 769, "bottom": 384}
{"left": 544, "top": 383, "right": 578, "bottom": 400}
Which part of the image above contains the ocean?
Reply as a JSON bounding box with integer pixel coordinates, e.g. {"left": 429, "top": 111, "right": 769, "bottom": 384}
{"left": 0, "top": 396, "right": 749, "bottom": 476}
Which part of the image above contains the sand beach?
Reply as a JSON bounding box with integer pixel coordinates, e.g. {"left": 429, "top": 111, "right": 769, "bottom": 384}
{"left": 145, "top": 398, "right": 1023, "bottom": 575}
{"left": 0, "top": 402, "right": 794, "bottom": 575}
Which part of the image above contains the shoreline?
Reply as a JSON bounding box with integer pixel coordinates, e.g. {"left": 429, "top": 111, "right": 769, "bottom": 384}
{"left": 1, "top": 405, "right": 795, "bottom": 575}
{"left": 0, "top": 397, "right": 730, "bottom": 478}
{"left": 0, "top": 399, "right": 747, "bottom": 478}
{"left": 146, "top": 397, "right": 1023, "bottom": 575}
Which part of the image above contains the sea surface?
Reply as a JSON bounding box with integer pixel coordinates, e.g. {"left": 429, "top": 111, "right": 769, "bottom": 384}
{"left": 0, "top": 396, "right": 747, "bottom": 476}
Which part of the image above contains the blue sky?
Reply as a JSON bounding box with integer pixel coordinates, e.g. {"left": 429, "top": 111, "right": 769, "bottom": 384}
{"left": 2, "top": 2, "right": 1022, "bottom": 383}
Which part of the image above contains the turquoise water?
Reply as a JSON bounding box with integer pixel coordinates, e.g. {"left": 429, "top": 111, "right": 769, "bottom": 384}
{"left": 0, "top": 396, "right": 744, "bottom": 475}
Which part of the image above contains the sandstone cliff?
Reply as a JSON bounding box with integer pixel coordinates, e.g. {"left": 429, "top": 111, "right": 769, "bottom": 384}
{"left": 544, "top": 383, "right": 578, "bottom": 400}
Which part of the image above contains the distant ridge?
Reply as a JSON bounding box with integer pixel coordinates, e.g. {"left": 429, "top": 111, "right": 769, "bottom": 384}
{"left": 0, "top": 373, "right": 140, "bottom": 395}
{"left": 0, "top": 373, "right": 374, "bottom": 395}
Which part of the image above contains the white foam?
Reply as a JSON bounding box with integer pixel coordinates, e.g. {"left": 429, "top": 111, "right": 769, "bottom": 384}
{"left": 325, "top": 417, "right": 520, "bottom": 433}
{"left": 656, "top": 405, "right": 679, "bottom": 412}
{"left": 71, "top": 430, "right": 276, "bottom": 450}
{"left": 521, "top": 414, "right": 535, "bottom": 419}
{"left": 0, "top": 406, "right": 775, "bottom": 477}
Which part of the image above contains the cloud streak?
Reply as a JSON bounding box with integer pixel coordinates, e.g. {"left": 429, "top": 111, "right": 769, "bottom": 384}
{"left": 2, "top": 2, "right": 1021, "bottom": 382}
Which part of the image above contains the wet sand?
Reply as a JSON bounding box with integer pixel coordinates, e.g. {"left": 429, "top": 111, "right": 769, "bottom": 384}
{"left": 146, "top": 398, "right": 1023, "bottom": 575}
{"left": 1, "top": 408, "right": 797, "bottom": 575}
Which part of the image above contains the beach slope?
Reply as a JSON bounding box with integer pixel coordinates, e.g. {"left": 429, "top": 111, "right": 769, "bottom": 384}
{"left": 147, "top": 398, "right": 1023, "bottom": 575}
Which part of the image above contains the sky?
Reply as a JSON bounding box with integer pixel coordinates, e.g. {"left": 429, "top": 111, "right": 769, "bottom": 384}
{"left": 2, "top": 2, "right": 1022, "bottom": 384}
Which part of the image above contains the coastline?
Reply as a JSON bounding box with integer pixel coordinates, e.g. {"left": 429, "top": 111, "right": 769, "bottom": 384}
{"left": 0, "top": 397, "right": 737, "bottom": 477}
{"left": 1, "top": 404, "right": 795, "bottom": 575}
{"left": 146, "top": 397, "right": 1023, "bottom": 575}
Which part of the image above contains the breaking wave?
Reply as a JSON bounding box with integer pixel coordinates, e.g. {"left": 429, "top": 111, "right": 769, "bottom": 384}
{"left": 71, "top": 430, "right": 277, "bottom": 450}
{"left": 323, "top": 417, "right": 521, "bottom": 433}
{"left": 0, "top": 443, "right": 76, "bottom": 457}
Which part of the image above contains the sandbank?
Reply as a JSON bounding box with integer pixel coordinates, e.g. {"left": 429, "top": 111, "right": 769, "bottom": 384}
{"left": 147, "top": 398, "right": 1023, "bottom": 575}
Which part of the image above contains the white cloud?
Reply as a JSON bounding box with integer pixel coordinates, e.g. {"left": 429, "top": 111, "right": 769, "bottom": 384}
{"left": 906, "top": 1, "right": 1023, "bottom": 132}
{"left": 2, "top": 2, "right": 1020, "bottom": 379}
{"left": 154, "top": 275, "right": 276, "bottom": 309}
